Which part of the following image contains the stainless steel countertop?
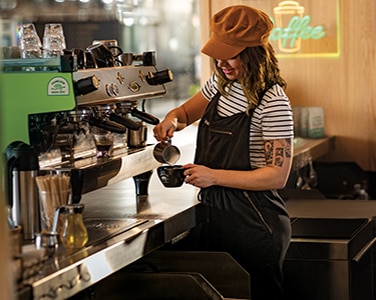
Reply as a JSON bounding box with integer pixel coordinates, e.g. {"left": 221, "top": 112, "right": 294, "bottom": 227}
{"left": 81, "top": 173, "right": 201, "bottom": 242}
{"left": 82, "top": 172, "right": 199, "bottom": 220}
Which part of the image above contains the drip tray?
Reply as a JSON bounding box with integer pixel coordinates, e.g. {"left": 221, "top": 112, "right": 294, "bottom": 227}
{"left": 84, "top": 218, "right": 148, "bottom": 246}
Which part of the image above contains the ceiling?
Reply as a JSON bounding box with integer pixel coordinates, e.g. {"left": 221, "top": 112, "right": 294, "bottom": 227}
{"left": 0, "top": 0, "right": 141, "bottom": 22}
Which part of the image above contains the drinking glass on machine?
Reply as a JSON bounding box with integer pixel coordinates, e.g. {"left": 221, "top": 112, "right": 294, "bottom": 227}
{"left": 18, "top": 23, "right": 42, "bottom": 59}
{"left": 92, "top": 127, "right": 114, "bottom": 158}
{"left": 42, "top": 23, "right": 66, "bottom": 58}
{"left": 35, "top": 172, "right": 71, "bottom": 233}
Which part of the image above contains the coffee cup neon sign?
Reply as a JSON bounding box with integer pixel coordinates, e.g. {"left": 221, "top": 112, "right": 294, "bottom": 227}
{"left": 240, "top": 0, "right": 340, "bottom": 57}
{"left": 270, "top": 15, "right": 325, "bottom": 53}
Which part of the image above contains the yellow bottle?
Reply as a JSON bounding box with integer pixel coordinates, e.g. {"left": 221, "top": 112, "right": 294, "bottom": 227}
{"left": 60, "top": 204, "right": 88, "bottom": 250}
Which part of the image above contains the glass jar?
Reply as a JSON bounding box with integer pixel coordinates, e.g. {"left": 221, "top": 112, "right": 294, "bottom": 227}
{"left": 59, "top": 204, "right": 88, "bottom": 250}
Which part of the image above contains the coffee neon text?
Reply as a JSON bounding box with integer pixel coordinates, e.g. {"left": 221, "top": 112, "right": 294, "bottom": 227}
{"left": 270, "top": 15, "right": 326, "bottom": 49}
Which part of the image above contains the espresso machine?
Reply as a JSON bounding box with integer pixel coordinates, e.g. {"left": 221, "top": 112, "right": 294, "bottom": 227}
{"left": 1, "top": 46, "right": 173, "bottom": 240}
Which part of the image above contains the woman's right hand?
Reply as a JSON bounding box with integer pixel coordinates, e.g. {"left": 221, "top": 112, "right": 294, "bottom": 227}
{"left": 153, "top": 116, "right": 178, "bottom": 141}
{"left": 153, "top": 91, "right": 208, "bottom": 141}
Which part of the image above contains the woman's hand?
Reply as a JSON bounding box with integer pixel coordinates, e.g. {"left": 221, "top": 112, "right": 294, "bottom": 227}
{"left": 153, "top": 117, "right": 178, "bottom": 141}
{"left": 183, "top": 163, "right": 216, "bottom": 188}
{"left": 153, "top": 91, "right": 209, "bottom": 142}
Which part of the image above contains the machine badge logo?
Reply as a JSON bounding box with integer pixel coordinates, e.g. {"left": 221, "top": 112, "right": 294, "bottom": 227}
{"left": 48, "top": 77, "right": 70, "bottom": 96}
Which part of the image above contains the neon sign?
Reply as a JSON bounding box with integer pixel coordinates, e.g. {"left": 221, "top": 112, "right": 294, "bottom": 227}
{"left": 241, "top": 0, "right": 340, "bottom": 57}
{"left": 270, "top": 15, "right": 326, "bottom": 53}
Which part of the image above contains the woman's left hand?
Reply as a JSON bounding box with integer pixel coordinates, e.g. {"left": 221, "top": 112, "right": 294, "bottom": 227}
{"left": 183, "top": 163, "right": 215, "bottom": 188}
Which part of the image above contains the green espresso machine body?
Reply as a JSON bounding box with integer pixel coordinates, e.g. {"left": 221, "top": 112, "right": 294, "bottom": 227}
{"left": 0, "top": 72, "right": 76, "bottom": 152}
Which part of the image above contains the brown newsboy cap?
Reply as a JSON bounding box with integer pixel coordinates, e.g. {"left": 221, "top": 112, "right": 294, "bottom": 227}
{"left": 201, "top": 5, "right": 273, "bottom": 60}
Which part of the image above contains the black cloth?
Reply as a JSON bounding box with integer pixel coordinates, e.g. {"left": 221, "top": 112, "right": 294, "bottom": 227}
{"left": 193, "top": 92, "right": 291, "bottom": 300}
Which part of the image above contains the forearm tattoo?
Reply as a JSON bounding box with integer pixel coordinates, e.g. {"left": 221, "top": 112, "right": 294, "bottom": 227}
{"left": 265, "top": 138, "right": 291, "bottom": 167}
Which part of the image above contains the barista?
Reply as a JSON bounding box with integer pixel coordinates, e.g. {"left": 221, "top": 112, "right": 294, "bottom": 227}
{"left": 153, "top": 5, "right": 293, "bottom": 300}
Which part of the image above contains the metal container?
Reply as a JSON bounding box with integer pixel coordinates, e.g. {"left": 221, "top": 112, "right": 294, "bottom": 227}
{"left": 128, "top": 121, "right": 147, "bottom": 148}
{"left": 153, "top": 140, "right": 180, "bottom": 165}
{"left": 7, "top": 142, "right": 40, "bottom": 240}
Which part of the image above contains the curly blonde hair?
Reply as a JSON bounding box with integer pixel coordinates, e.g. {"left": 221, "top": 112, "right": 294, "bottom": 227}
{"left": 212, "top": 43, "right": 287, "bottom": 113}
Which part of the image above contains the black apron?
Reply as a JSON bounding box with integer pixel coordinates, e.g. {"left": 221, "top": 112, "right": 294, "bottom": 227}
{"left": 194, "top": 91, "right": 291, "bottom": 300}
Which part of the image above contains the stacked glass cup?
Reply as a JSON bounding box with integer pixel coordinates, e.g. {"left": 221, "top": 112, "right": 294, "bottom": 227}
{"left": 42, "top": 23, "right": 66, "bottom": 58}
{"left": 18, "top": 23, "right": 42, "bottom": 59}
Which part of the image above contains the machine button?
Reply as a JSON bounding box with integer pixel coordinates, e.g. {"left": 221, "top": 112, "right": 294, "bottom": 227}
{"left": 128, "top": 81, "right": 141, "bottom": 92}
{"left": 111, "top": 83, "right": 119, "bottom": 97}
{"left": 105, "top": 83, "right": 120, "bottom": 97}
{"left": 105, "top": 84, "right": 113, "bottom": 97}
{"left": 75, "top": 75, "right": 100, "bottom": 95}
{"left": 146, "top": 69, "right": 173, "bottom": 85}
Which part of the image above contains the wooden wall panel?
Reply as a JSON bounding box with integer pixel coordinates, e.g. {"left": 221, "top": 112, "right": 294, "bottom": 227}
{"left": 200, "top": 0, "right": 376, "bottom": 171}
